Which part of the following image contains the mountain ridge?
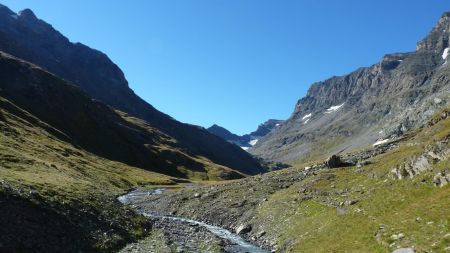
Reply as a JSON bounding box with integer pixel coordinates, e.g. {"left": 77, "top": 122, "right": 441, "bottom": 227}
{"left": 0, "top": 51, "right": 244, "bottom": 180}
{"left": 0, "top": 4, "right": 264, "bottom": 175}
{"left": 207, "top": 119, "right": 283, "bottom": 150}
{"left": 251, "top": 12, "right": 450, "bottom": 163}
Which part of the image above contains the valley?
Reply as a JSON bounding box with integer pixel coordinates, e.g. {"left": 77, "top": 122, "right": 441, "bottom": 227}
{"left": 0, "top": 3, "right": 449, "bottom": 253}
{"left": 118, "top": 106, "right": 449, "bottom": 252}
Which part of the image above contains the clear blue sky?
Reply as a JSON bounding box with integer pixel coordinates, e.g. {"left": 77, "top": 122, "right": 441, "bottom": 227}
{"left": 2, "top": 1, "right": 449, "bottom": 135}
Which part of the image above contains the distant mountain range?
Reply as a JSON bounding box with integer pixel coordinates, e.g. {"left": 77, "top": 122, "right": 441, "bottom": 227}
{"left": 207, "top": 119, "right": 283, "bottom": 150}
{"left": 250, "top": 12, "right": 450, "bottom": 163}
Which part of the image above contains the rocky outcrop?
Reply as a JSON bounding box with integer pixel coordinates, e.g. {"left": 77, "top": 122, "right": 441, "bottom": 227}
{"left": 433, "top": 170, "right": 450, "bottom": 187}
{"left": 391, "top": 155, "right": 431, "bottom": 180}
{"left": 391, "top": 137, "right": 449, "bottom": 180}
{"left": 251, "top": 12, "right": 450, "bottom": 163}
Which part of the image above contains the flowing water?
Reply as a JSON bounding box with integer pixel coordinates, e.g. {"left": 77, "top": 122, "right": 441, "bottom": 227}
{"left": 119, "top": 189, "right": 271, "bottom": 253}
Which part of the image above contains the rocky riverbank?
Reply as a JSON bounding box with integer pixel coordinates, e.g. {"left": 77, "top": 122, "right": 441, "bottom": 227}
{"left": 119, "top": 189, "right": 271, "bottom": 253}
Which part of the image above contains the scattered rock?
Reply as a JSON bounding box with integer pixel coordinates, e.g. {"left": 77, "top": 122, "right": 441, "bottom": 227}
{"left": 391, "top": 248, "right": 414, "bottom": 253}
{"left": 298, "top": 188, "right": 307, "bottom": 193}
{"left": 256, "top": 230, "right": 266, "bottom": 238}
{"left": 390, "top": 233, "right": 405, "bottom": 240}
{"left": 433, "top": 170, "right": 450, "bottom": 187}
{"left": 344, "top": 200, "right": 358, "bottom": 206}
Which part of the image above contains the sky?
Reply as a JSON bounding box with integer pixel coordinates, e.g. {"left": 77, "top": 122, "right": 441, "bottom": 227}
{"left": 1, "top": 1, "right": 449, "bottom": 135}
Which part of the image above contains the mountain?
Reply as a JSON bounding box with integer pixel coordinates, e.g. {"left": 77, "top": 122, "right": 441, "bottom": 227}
{"left": 207, "top": 124, "right": 244, "bottom": 145}
{"left": 251, "top": 12, "right": 450, "bottom": 163}
{"left": 249, "top": 119, "right": 284, "bottom": 137}
{"left": 0, "top": 51, "right": 244, "bottom": 180}
{"left": 0, "top": 30, "right": 247, "bottom": 252}
{"left": 0, "top": 4, "right": 264, "bottom": 176}
{"left": 207, "top": 119, "right": 283, "bottom": 150}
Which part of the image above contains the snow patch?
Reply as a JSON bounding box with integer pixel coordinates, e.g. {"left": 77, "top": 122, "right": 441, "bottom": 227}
{"left": 241, "top": 146, "right": 249, "bottom": 151}
{"left": 442, "top": 48, "right": 450, "bottom": 60}
{"left": 373, "top": 138, "right": 390, "bottom": 146}
{"left": 324, "top": 103, "right": 345, "bottom": 114}
{"left": 249, "top": 139, "right": 259, "bottom": 146}
{"left": 10, "top": 14, "right": 18, "bottom": 19}
{"left": 275, "top": 123, "right": 280, "bottom": 127}
{"left": 303, "top": 119, "right": 310, "bottom": 124}
{"left": 302, "top": 113, "right": 312, "bottom": 120}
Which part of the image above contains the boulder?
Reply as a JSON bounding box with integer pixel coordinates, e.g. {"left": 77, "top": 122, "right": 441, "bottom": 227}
{"left": 325, "top": 155, "right": 344, "bottom": 168}
{"left": 236, "top": 224, "right": 252, "bottom": 234}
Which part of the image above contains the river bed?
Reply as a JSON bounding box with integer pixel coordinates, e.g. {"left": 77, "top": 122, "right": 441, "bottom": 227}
{"left": 119, "top": 189, "right": 271, "bottom": 253}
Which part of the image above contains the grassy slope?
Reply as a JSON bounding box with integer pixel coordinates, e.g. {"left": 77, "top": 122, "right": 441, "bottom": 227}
{"left": 117, "top": 110, "right": 245, "bottom": 181}
{"left": 0, "top": 96, "right": 179, "bottom": 252}
{"left": 141, "top": 108, "right": 449, "bottom": 253}
{"left": 253, "top": 111, "right": 450, "bottom": 252}
{"left": 0, "top": 51, "right": 244, "bottom": 181}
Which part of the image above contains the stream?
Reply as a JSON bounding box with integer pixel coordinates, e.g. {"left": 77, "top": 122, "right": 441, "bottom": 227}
{"left": 118, "top": 189, "right": 271, "bottom": 253}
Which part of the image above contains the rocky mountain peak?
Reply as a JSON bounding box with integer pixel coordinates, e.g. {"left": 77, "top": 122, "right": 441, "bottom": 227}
{"left": 417, "top": 11, "right": 450, "bottom": 53}
{"left": 0, "top": 4, "right": 13, "bottom": 14}
{"left": 18, "top": 8, "right": 37, "bottom": 20}
{"left": 250, "top": 119, "right": 283, "bottom": 137}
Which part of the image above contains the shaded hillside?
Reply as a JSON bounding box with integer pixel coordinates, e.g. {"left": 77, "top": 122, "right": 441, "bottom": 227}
{"left": 0, "top": 52, "right": 243, "bottom": 180}
{"left": 0, "top": 93, "right": 182, "bottom": 252}
{"left": 252, "top": 12, "right": 450, "bottom": 163}
{"left": 0, "top": 4, "right": 264, "bottom": 175}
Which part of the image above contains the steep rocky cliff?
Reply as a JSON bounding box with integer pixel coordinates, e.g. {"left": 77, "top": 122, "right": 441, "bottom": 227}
{"left": 251, "top": 12, "right": 450, "bottom": 163}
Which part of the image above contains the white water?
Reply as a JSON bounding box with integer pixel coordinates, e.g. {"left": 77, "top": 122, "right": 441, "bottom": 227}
{"left": 119, "top": 189, "right": 270, "bottom": 253}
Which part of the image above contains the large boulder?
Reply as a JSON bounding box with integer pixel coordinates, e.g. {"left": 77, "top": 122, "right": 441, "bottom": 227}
{"left": 325, "top": 155, "right": 345, "bottom": 168}
{"left": 236, "top": 224, "right": 252, "bottom": 235}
